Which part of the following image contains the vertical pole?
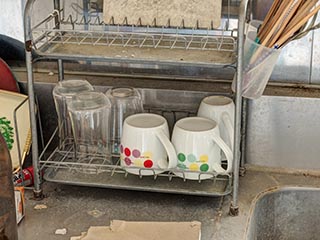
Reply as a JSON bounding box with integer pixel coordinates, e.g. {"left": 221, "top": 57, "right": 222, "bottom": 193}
{"left": 58, "top": 59, "right": 64, "bottom": 81}
{"left": 53, "top": 0, "right": 60, "bottom": 28}
{"left": 229, "top": 0, "right": 248, "bottom": 216}
{"left": 24, "top": 0, "right": 43, "bottom": 199}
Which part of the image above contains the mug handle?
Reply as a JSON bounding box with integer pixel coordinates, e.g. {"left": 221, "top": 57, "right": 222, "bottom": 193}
{"left": 221, "top": 112, "right": 234, "bottom": 150}
{"left": 155, "top": 130, "right": 177, "bottom": 169}
{"left": 210, "top": 133, "right": 233, "bottom": 174}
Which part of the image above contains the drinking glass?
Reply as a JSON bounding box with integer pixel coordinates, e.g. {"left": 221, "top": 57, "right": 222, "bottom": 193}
{"left": 53, "top": 80, "right": 94, "bottom": 150}
{"left": 106, "top": 87, "right": 144, "bottom": 155}
{"left": 68, "top": 92, "right": 112, "bottom": 163}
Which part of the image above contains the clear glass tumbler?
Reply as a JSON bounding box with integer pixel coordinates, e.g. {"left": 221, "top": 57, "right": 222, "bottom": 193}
{"left": 106, "top": 87, "right": 144, "bottom": 155}
{"left": 53, "top": 80, "right": 94, "bottom": 150}
{"left": 68, "top": 92, "right": 112, "bottom": 163}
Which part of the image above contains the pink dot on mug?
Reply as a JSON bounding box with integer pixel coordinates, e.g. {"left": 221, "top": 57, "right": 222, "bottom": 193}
{"left": 132, "top": 149, "right": 141, "bottom": 158}
{"left": 124, "top": 148, "right": 131, "bottom": 156}
{"left": 144, "top": 160, "right": 153, "bottom": 168}
{"left": 124, "top": 157, "right": 132, "bottom": 166}
{"left": 120, "top": 144, "right": 124, "bottom": 154}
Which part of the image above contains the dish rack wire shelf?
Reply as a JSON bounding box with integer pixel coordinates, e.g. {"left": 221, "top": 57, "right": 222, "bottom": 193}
{"left": 40, "top": 100, "right": 233, "bottom": 196}
{"left": 24, "top": 0, "right": 249, "bottom": 215}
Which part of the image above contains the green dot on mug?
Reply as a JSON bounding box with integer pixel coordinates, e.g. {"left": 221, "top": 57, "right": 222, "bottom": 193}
{"left": 177, "top": 163, "right": 187, "bottom": 169}
{"left": 178, "top": 153, "right": 186, "bottom": 162}
{"left": 187, "top": 154, "right": 197, "bottom": 162}
{"left": 200, "top": 163, "right": 209, "bottom": 172}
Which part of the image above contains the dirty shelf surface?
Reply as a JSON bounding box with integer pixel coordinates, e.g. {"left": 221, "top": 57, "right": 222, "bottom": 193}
{"left": 18, "top": 169, "right": 320, "bottom": 240}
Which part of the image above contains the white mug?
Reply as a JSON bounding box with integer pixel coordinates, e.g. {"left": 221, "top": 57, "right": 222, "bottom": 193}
{"left": 172, "top": 117, "right": 233, "bottom": 180}
{"left": 120, "top": 113, "right": 177, "bottom": 175}
{"left": 197, "top": 96, "right": 234, "bottom": 150}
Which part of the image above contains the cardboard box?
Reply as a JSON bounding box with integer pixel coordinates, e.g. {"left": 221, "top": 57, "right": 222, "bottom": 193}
{"left": 14, "top": 187, "right": 25, "bottom": 224}
{"left": 71, "top": 220, "right": 201, "bottom": 240}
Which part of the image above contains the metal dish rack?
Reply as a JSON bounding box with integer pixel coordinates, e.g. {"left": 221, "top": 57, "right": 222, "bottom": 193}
{"left": 40, "top": 88, "right": 233, "bottom": 196}
{"left": 24, "top": 0, "right": 249, "bottom": 214}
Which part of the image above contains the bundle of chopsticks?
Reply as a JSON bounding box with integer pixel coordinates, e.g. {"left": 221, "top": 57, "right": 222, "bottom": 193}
{"left": 256, "top": 0, "right": 320, "bottom": 49}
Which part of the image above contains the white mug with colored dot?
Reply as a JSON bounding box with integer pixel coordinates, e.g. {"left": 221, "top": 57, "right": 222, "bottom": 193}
{"left": 197, "top": 96, "right": 234, "bottom": 150}
{"left": 120, "top": 113, "right": 177, "bottom": 175}
{"left": 172, "top": 117, "right": 233, "bottom": 180}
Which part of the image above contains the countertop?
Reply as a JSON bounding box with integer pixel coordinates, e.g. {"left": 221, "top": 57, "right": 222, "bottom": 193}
{"left": 17, "top": 168, "right": 320, "bottom": 240}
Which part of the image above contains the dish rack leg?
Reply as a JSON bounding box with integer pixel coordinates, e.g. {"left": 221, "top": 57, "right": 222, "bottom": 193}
{"left": 230, "top": 0, "right": 248, "bottom": 216}
{"left": 240, "top": 98, "right": 248, "bottom": 176}
{"left": 25, "top": 0, "right": 43, "bottom": 199}
{"left": 58, "top": 59, "right": 64, "bottom": 81}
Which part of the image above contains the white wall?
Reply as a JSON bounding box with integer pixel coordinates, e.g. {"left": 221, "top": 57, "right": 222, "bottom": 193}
{"left": 0, "top": 0, "right": 26, "bottom": 41}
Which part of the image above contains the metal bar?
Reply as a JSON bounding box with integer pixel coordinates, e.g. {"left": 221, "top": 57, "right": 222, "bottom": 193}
{"left": 39, "top": 127, "right": 58, "bottom": 160}
{"left": 31, "top": 12, "right": 57, "bottom": 31}
{"left": 58, "top": 59, "right": 64, "bottom": 81}
{"left": 83, "top": 0, "right": 89, "bottom": 31}
{"left": 24, "top": 0, "right": 42, "bottom": 199}
{"left": 240, "top": 98, "right": 248, "bottom": 176}
{"left": 230, "top": 0, "right": 248, "bottom": 216}
{"left": 53, "top": 0, "right": 60, "bottom": 29}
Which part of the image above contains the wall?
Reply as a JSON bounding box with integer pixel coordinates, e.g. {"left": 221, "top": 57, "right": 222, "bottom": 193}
{"left": 0, "top": 0, "right": 25, "bottom": 41}
{"left": 246, "top": 95, "right": 320, "bottom": 170}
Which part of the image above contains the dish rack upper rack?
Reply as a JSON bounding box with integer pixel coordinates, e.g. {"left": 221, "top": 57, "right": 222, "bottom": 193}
{"left": 29, "top": 0, "right": 239, "bottom": 66}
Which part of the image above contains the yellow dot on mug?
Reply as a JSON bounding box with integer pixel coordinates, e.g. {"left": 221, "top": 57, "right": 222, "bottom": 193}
{"left": 142, "top": 151, "right": 153, "bottom": 159}
{"left": 134, "top": 159, "right": 144, "bottom": 167}
{"left": 189, "top": 163, "right": 199, "bottom": 171}
{"left": 199, "top": 155, "right": 209, "bottom": 162}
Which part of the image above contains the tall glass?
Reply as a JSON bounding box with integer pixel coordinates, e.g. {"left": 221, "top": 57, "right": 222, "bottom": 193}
{"left": 106, "top": 87, "right": 144, "bottom": 155}
{"left": 53, "top": 80, "right": 94, "bottom": 150}
{"left": 68, "top": 92, "right": 112, "bottom": 163}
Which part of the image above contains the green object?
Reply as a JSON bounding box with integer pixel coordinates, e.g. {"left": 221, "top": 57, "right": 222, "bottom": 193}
{"left": 177, "top": 153, "right": 186, "bottom": 162}
{"left": 200, "top": 164, "right": 209, "bottom": 172}
{"left": 0, "top": 117, "right": 14, "bottom": 150}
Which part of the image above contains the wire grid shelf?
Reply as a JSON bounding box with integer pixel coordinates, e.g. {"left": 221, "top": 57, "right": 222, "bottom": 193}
{"left": 31, "top": 9, "right": 237, "bottom": 65}
{"left": 40, "top": 107, "right": 232, "bottom": 197}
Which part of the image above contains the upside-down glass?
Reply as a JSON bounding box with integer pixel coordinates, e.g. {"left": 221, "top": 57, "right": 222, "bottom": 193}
{"left": 67, "top": 92, "right": 112, "bottom": 162}
{"left": 106, "top": 87, "right": 144, "bottom": 155}
{"left": 53, "top": 80, "right": 94, "bottom": 149}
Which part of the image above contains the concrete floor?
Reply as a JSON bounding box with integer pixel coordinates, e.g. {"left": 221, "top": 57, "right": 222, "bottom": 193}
{"left": 17, "top": 168, "right": 320, "bottom": 240}
{"left": 18, "top": 182, "right": 223, "bottom": 239}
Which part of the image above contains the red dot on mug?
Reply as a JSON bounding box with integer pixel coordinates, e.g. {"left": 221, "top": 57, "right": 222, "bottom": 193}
{"left": 144, "top": 160, "right": 153, "bottom": 168}
{"left": 124, "top": 148, "right": 131, "bottom": 156}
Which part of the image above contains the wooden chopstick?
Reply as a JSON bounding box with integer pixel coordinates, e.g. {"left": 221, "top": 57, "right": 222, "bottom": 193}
{"left": 275, "top": 4, "right": 320, "bottom": 47}
{"left": 258, "top": 0, "right": 282, "bottom": 39}
{"left": 284, "top": 0, "right": 318, "bottom": 32}
{"left": 267, "top": 0, "right": 304, "bottom": 48}
{"left": 258, "top": 0, "right": 286, "bottom": 42}
{"left": 260, "top": 0, "right": 296, "bottom": 46}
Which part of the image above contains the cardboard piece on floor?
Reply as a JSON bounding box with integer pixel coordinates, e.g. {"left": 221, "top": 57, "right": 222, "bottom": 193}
{"left": 72, "top": 220, "right": 201, "bottom": 240}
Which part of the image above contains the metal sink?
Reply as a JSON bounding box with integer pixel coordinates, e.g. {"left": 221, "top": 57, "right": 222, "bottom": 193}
{"left": 246, "top": 187, "right": 320, "bottom": 240}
